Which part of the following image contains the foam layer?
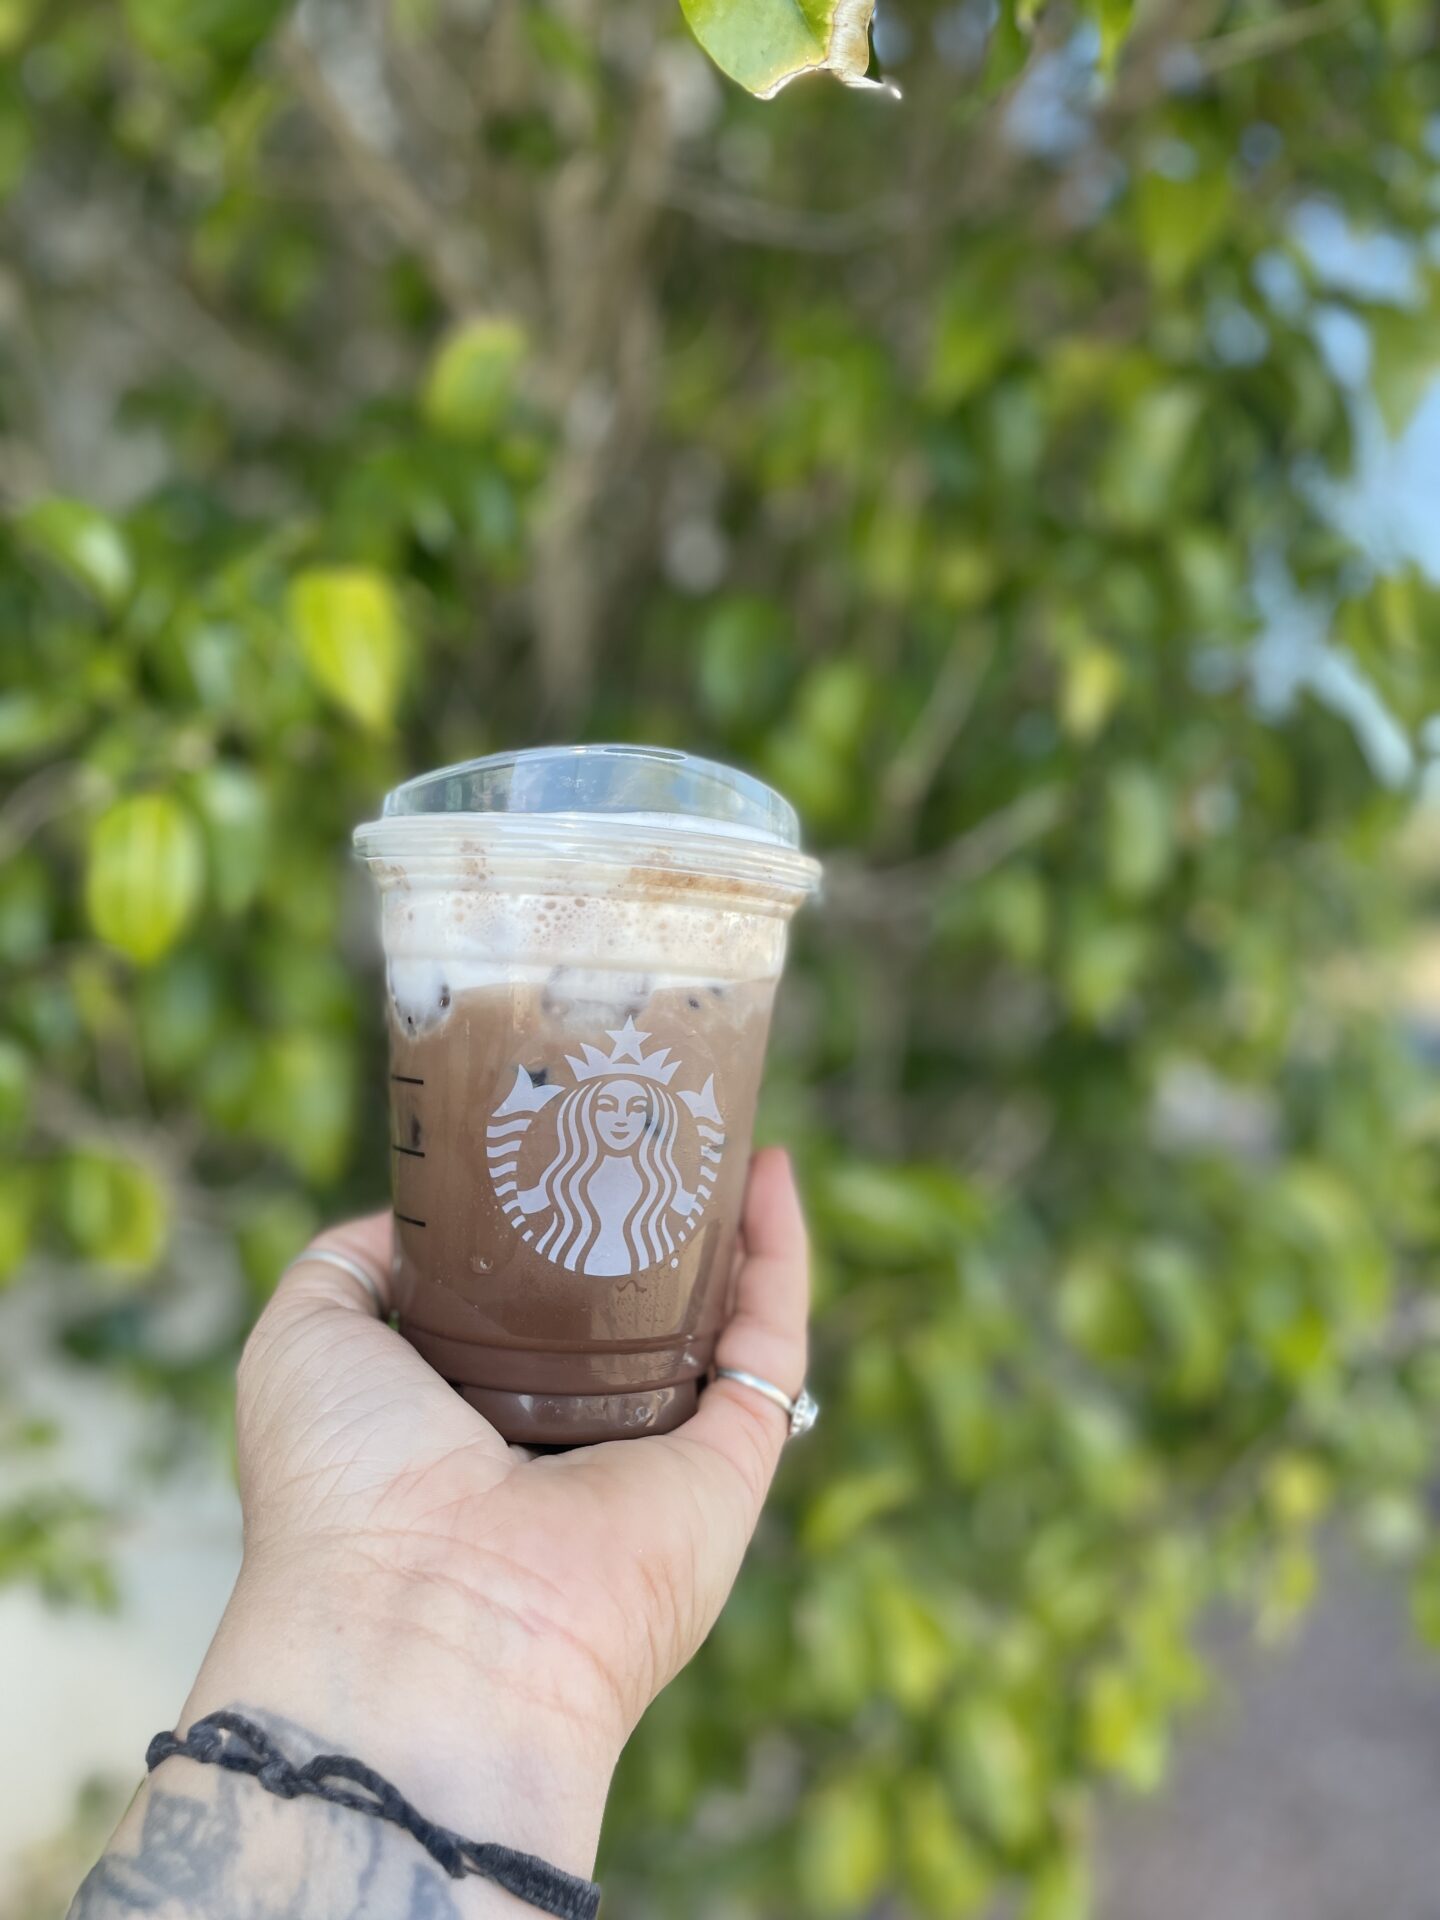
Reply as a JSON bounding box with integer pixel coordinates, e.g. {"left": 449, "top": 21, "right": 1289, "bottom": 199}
{"left": 379, "top": 881, "right": 791, "bottom": 1031}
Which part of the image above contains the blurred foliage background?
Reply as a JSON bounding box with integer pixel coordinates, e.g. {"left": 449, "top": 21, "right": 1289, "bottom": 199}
{"left": 5, "top": 0, "right": 1440, "bottom": 1914}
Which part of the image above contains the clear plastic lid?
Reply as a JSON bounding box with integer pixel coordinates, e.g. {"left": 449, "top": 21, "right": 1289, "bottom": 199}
{"left": 354, "top": 744, "right": 820, "bottom": 899}
{"left": 382, "top": 744, "right": 799, "bottom": 843}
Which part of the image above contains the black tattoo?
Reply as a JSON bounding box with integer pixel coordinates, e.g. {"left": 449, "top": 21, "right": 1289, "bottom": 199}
{"left": 69, "top": 1708, "right": 462, "bottom": 1920}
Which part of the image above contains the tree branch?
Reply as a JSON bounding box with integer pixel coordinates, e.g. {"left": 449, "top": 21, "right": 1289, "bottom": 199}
{"left": 276, "top": 24, "right": 482, "bottom": 315}
{"left": 659, "top": 173, "right": 910, "bottom": 253}
{"left": 824, "top": 785, "right": 1065, "bottom": 923}
{"left": 875, "top": 634, "right": 996, "bottom": 853}
{"left": 1197, "top": 0, "right": 1358, "bottom": 73}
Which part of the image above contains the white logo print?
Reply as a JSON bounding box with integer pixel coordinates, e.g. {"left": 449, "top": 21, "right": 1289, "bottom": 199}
{"left": 486, "top": 1017, "right": 726, "bottom": 1278}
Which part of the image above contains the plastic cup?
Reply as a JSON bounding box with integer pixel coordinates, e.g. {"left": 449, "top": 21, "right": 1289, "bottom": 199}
{"left": 354, "top": 744, "right": 820, "bottom": 1443}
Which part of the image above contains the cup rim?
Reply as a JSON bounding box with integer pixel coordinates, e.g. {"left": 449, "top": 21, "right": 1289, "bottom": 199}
{"left": 353, "top": 809, "right": 823, "bottom": 903}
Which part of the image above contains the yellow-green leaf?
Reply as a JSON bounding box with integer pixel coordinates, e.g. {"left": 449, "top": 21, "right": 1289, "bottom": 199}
{"left": 900, "top": 1773, "right": 990, "bottom": 1919}
{"left": 85, "top": 793, "right": 205, "bottom": 966}
{"left": 1263, "top": 1452, "right": 1331, "bottom": 1529}
{"left": 1060, "top": 642, "right": 1125, "bottom": 741}
{"left": 1081, "top": 1663, "right": 1166, "bottom": 1789}
{"left": 871, "top": 1585, "right": 955, "bottom": 1710}
{"left": 680, "top": 0, "right": 888, "bottom": 99}
{"left": 0, "top": 0, "right": 41, "bottom": 55}
{"left": 798, "top": 1775, "right": 890, "bottom": 1914}
{"left": 422, "top": 317, "right": 528, "bottom": 438}
{"left": 58, "top": 1151, "right": 170, "bottom": 1277}
{"left": 288, "top": 567, "right": 407, "bottom": 732}
{"left": 1024, "top": 1849, "right": 1093, "bottom": 1920}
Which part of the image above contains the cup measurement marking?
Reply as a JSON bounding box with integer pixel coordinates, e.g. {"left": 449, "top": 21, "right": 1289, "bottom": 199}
{"left": 390, "top": 1075, "right": 427, "bottom": 1226}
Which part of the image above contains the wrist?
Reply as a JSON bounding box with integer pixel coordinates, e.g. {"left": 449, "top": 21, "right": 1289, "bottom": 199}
{"left": 175, "top": 1546, "right": 621, "bottom": 1886}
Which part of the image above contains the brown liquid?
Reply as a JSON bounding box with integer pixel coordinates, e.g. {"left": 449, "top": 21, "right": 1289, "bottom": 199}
{"left": 386, "top": 971, "right": 777, "bottom": 1443}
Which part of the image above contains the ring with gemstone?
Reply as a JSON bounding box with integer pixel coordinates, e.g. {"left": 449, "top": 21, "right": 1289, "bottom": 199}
{"left": 713, "top": 1367, "right": 819, "bottom": 1439}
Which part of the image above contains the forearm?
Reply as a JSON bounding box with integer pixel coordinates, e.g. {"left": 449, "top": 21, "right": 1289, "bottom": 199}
{"left": 71, "top": 1553, "right": 619, "bottom": 1920}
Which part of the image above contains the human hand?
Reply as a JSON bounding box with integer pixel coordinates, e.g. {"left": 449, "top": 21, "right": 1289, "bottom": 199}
{"left": 170, "top": 1146, "right": 809, "bottom": 1891}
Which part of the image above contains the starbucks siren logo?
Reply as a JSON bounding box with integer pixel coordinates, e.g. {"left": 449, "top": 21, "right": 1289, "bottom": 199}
{"left": 486, "top": 1017, "right": 726, "bottom": 1277}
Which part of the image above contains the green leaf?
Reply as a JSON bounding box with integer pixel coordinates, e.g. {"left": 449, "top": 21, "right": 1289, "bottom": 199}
{"left": 0, "top": 1167, "right": 34, "bottom": 1284}
{"left": 680, "top": 0, "right": 886, "bottom": 98}
{"left": 946, "top": 1695, "right": 1045, "bottom": 1848}
{"left": 288, "top": 566, "right": 407, "bottom": 732}
{"left": 0, "top": 1037, "right": 31, "bottom": 1142}
{"left": 85, "top": 793, "right": 205, "bottom": 966}
{"left": 929, "top": 290, "right": 1012, "bottom": 408}
{"left": 17, "top": 499, "right": 133, "bottom": 610}
{"left": 1062, "top": 914, "right": 1150, "bottom": 1023}
{"left": 1084, "top": 0, "right": 1133, "bottom": 69}
{"left": 1411, "top": 1545, "right": 1440, "bottom": 1649}
{"left": 1096, "top": 386, "right": 1204, "bottom": 531}
{"left": 697, "top": 595, "right": 789, "bottom": 723}
{"left": 124, "top": 0, "right": 288, "bottom": 61}
{"left": 1135, "top": 165, "right": 1231, "bottom": 290}
{"left": 235, "top": 1191, "right": 321, "bottom": 1301}
{"left": 816, "top": 1161, "right": 983, "bottom": 1264}
{"left": 422, "top": 317, "right": 528, "bottom": 438}
{"left": 1370, "top": 299, "right": 1440, "bottom": 436}
{"left": 803, "top": 1465, "right": 915, "bottom": 1551}
{"left": 795, "top": 1568, "right": 874, "bottom": 1711}
{"left": 1105, "top": 764, "right": 1173, "bottom": 899}
{"left": 0, "top": 1490, "right": 117, "bottom": 1608}
{"left": 0, "top": 690, "right": 86, "bottom": 760}
{"left": 57, "top": 1151, "right": 169, "bottom": 1277}
{"left": 249, "top": 1031, "right": 355, "bottom": 1182}
{"left": 194, "top": 762, "right": 270, "bottom": 917}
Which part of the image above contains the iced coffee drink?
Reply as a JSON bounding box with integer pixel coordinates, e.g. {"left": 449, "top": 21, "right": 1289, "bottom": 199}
{"left": 354, "top": 747, "right": 820, "bottom": 1444}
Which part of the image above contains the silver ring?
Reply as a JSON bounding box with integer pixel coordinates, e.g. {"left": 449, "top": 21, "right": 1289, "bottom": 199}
{"left": 283, "top": 1246, "right": 388, "bottom": 1316}
{"left": 713, "top": 1367, "right": 819, "bottom": 1439}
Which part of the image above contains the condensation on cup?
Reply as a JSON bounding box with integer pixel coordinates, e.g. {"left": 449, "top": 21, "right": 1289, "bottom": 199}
{"left": 353, "top": 745, "right": 821, "bottom": 1444}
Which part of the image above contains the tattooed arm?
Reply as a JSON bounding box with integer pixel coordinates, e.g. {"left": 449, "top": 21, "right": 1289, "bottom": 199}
{"left": 72, "top": 1711, "right": 478, "bottom": 1920}
{"left": 71, "top": 1149, "right": 810, "bottom": 1918}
